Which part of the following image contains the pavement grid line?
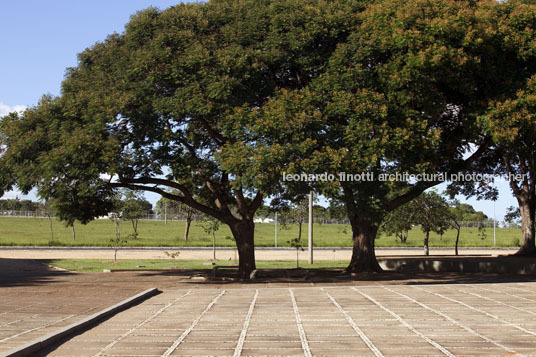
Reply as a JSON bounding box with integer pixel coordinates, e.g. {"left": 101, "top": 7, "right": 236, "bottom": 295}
{"left": 0, "top": 302, "right": 41, "bottom": 317}
{"left": 162, "top": 290, "right": 226, "bottom": 357}
{"left": 93, "top": 289, "right": 193, "bottom": 356}
{"left": 380, "top": 285, "right": 520, "bottom": 355}
{"left": 444, "top": 285, "right": 536, "bottom": 317}
{"left": 492, "top": 283, "right": 536, "bottom": 295}
{"left": 507, "top": 283, "right": 536, "bottom": 295}
{"left": 477, "top": 284, "right": 536, "bottom": 303}
{"left": 232, "top": 289, "right": 258, "bottom": 357}
{"left": 0, "top": 306, "right": 93, "bottom": 344}
{"left": 0, "top": 291, "right": 105, "bottom": 342}
{"left": 289, "top": 288, "right": 312, "bottom": 357}
{"left": 352, "top": 287, "right": 456, "bottom": 357}
{"left": 412, "top": 285, "right": 536, "bottom": 337}
{"left": 0, "top": 313, "right": 41, "bottom": 329}
{"left": 6, "top": 284, "right": 536, "bottom": 356}
{"left": 322, "top": 288, "right": 384, "bottom": 357}
{"left": 0, "top": 292, "right": 103, "bottom": 331}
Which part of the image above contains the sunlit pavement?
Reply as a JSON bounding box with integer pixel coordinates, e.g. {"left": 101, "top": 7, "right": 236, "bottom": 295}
{"left": 42, "top": 282, "right": 536, "bottom": 356}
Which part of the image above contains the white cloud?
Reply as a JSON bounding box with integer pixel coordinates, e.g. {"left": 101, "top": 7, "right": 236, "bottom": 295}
{"left": 1, "top": 189, "right": 38, "bottom": 202}
{"left": 0, "top": 102, "right": 26, "bottom": 117}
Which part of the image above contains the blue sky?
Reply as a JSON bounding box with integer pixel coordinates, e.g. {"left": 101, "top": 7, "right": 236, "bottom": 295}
{"left": 0, "top": 1, "right": 517, "bottom": 220}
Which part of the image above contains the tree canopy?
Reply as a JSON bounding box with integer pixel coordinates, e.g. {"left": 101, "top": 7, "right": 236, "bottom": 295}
{"left": 253, "top": 0, "right": 536, "bottom": 272}
{"left": 480, "top": 75, "right": 536, "bottom": 254}
{"left": 1, "top": 0, "right": 536, "bottom": 277}
{"left": 0, "top": 0, "right": 363, "bottom": 278}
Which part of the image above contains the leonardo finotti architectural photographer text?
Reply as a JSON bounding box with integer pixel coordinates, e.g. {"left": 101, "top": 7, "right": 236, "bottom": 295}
{"left": 282, "top": 172, "right": 525, "bottom": 183}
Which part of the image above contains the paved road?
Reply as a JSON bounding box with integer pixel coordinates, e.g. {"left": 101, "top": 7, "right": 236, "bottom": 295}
{"left": 0, "top": 247, "right": 517, "bottom": 261}
{"left": 43, "top": 282, "right": 536, "bottom": 356}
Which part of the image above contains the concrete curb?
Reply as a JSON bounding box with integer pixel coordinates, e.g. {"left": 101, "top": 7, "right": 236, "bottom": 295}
{"left": 1, "top": 288, "right": 160, "bottom": 357}
{"left": 380, "top": 258, "right": 536, "bottom": 274}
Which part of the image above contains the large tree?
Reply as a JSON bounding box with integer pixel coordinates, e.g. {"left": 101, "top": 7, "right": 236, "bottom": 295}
{"left": 256, "top": 0, "right": 536, "bottom": 273}
{"left": 0, "top": 0, "right": 360, "bottom": 278}
{"left": 451, "top": 0, "right": 536, "bottom": 255}
{"left": 482, "top": 75, "right": 536, "bottom": 255}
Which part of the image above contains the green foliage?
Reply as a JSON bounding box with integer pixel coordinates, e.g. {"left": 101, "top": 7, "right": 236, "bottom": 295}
{"left": 121, "top": 192, "right": 151, "bottom": 221}
{"left": 0, "top": 199, "right": 40, "bottom": 211}
{"left": 163, "top": 250, "right": 181, "bottom": 259}
{"left": 478, "top": 224, "right": 488, "bottom": 241}
{"left": 327, "top": 201, "right": 347, "bottom": 221}
{"left": 120, "top": 191, "right": 152, "bottom": 236}
{"left": 274, "top": 198, "right": 308, "bottom": 240}
{"left": 109, "top": 213, "right": 128, "bottom": 261}
{"left": 2, "top": 0, "right": 536, "bottom": 269}
{"left": 199, "top": 215, "right": 221, "bottom": 259}
{"left": 287, "top": 237, "right": 304, "bottom": 268}
{"left": 254, "top": 0, "right": 536, "bottom": 261}
{"left": 411, "top": 191, "right": 452, "bottom": 236}
{"left": 199, "top": 217, "right": 221, "bottom": 237}
{"left": 381, "top": 203, "right": 414, "bottom": 243}
{"left": 480, "top": 74, "right": 536, "bottom": 251}
{"left": 0, "top": 0, "right": 366, "bottom": 276}
{"left": 504, "top": 206, "right": 521, "bottom": 228}
{"left": 154, "top": 195, "right": 198, "bottom": 219}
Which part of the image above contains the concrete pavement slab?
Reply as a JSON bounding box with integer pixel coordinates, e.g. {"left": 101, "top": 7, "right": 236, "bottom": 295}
{"left": 37, "top": 283, "right": 536, "bottom": 356}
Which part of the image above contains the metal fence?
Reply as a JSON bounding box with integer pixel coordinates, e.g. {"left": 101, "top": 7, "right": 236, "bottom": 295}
{"left": 0, "top": 210, "right": 206, "bottom": 222}
{"left": 0, "top": 210, "right": 509, "bottom": 228}
{"left": 0, "top": 210, "right": 51, "bottom": 218}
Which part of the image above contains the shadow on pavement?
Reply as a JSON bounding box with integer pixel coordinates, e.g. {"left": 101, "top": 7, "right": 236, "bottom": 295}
{"left": 0, "top": 258, "right": 75, "bottom": 287}
{"left": 2, "top": 256, "right": 535, "bottom": 289}
{"left": 134, "top": 267, "right": 536, "bottom": 287}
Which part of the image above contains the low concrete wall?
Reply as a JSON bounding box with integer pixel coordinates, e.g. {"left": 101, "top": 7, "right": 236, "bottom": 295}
{"left": 380, "top": 257, "right": 536, "bottom": 274}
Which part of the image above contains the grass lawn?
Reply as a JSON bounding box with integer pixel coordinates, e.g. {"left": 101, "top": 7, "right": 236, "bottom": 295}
{"left": 40, "top": 259, "right": 350, "bottom": 272}
{"left": 0, "top": 216, "right": 522, "bottom": 248}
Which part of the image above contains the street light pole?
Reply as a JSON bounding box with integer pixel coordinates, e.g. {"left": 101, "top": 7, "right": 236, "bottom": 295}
{"left": 308, "top": 191, "right": 313, "bottom": 264}
{"left": 275, "top": 212, "right": 278, "bottom": 248}
{"left": 493, "top": 199, "right": 496, "bottom": 247}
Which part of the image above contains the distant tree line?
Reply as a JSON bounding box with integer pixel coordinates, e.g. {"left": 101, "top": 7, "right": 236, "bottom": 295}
{"left": 382, "top": 191, "right": 493, "bottom": 255}
{"left": 0, "top": 198, "right": 41, "bottom": 211}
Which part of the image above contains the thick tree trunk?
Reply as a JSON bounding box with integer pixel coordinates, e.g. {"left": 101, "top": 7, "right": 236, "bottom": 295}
{"left": 184, "top": 218, "right": 192, "bottom": 241}
{"left": 346, "top": 217, "right": 382, "bottom": 274}
{"left": 230, "top": 219, "right": 256, "bottom": 279}
{"left": 516, "top": 201, "right": 536, "bottom": 255}
{"left": 424, "top": 230, "right": 430, "bottom": 256}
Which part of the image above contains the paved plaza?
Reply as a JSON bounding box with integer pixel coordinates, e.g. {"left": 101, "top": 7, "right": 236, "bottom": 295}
{"left": 42, "top": 282, "right": 536, "bottom": 356}
{"left": 1, "top": 258, "right": 536, "bottom": 356}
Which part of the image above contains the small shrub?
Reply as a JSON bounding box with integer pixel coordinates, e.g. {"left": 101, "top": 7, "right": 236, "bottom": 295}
{"left": 164, "top": 251, "right": 181, "bottom": 259}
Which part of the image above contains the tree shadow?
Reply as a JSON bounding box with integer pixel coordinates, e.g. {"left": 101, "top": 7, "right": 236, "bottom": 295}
{"left": 0, "top": 258, "right": 75, "bottom": 287}
{"left": 134, "top": 266, "right": 536, "bottom": 287}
